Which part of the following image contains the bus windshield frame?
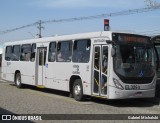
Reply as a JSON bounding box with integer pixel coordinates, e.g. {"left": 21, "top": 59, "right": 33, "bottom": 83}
{"left": 112, "top": 33, "right": 156, "bottom": 84}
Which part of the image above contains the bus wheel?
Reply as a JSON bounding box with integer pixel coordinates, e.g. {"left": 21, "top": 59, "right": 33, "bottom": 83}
{"left": 15, "top": 73, "right": 22, "bottom": 88}
{"left": 73, "top": 79, "right": 84, "bottom": 101}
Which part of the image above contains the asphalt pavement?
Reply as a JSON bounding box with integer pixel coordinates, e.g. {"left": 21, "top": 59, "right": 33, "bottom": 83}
{"left": 0, "top": 80, "right": 160, "bottom": 123}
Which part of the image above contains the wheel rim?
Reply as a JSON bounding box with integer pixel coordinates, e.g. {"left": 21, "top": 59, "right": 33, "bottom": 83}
{"left": 16, "top": 76, "right": 21, "bottom": 86}
{"left": 74, "top": 85, "right": 81, "bottom": 96}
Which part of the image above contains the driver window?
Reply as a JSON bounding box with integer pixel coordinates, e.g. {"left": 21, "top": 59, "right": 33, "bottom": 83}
{"left": 31, "top": 43, "right": 36, "bottom": 62}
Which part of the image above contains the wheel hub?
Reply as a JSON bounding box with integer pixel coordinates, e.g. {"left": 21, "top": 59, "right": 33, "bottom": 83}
{"left": 74, "top": 85, "right": 81, "bottom": 96}
{"left": 16, "top": 76, "right": 20, "bottom": 85}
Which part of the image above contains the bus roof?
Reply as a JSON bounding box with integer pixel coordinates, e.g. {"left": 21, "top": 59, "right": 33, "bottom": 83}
{"left": 3, "top": 31, "right": 147, "bottom": 45}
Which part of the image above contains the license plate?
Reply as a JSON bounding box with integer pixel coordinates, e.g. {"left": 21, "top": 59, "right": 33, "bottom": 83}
{"left": 125, "top": 85, "right": 140, "bottom": 90}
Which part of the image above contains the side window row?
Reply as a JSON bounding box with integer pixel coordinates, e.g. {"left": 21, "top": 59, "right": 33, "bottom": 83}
{"left": 48, "top": 39, "right": 91, "bottom": 63}
{"left": 5, "top": 39, "right": 91, "bottom": 63}
{"left": 5, "top": 44, "right": 36, "bottom": 62}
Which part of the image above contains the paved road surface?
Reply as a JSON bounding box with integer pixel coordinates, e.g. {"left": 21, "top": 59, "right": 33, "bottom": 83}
{"left": 0, "top": 80, "right": 160, "bottom": 123}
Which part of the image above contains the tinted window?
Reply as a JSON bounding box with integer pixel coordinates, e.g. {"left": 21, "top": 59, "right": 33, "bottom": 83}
{"left": 5, "top": 46, "right": 12, "bottom": 61}
{"left": 12, "top": 45, "right": 20, "bottom": 61}
{"left": 21, "top": 44, "right": 31, "bottom": 61}
{"left": 72, "top": 39, "right": 91, "bottom": 63}
{"left": 102, "top": 46, "right": 108, "bottom": 74}
{"left": 39, "top": 48, "right": 47, "bottom": 66}
{"left": 48, "top": 42, "right": 56, "bottom": 62}
{"left": 31, "top": 43, "right": 36, "bottom": 62}
{"left": 56, "top": 41, "right": 72, "bottom": 62}
{"left": 94, "top": 47, "right": 100, "bottom": 70}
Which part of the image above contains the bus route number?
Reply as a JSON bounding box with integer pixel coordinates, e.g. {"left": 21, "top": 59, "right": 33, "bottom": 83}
{"left": 125, "top": 85, "right": 140, "bottom": 90}
{"left": 72, "top": 65, "right": 80, "bottom": 74}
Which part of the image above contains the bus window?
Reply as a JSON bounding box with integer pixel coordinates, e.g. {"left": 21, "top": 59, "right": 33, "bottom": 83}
{"left": 5, "top": 46, "right": 12, "bottom": 61}
{"left": 12, "top": 45, "right": 20, "bottom": 61}
{"left": 48, "top": 42, "right": 56, "bottom": 62}
{"left": 94, "top": 47, "right": 100, "bottom": 70}
{"left": 72, "top": 39, "right": 91, "bottom": 63}
{"left": 56, "top": 41, "right": 72, "bottom": 62}
{"left": 30, "top": 43, "right": 36, "bottom": 62}
{"left": 39, "top": 48, "right": 47, "bottom": 66}
{"left": 102, "top": 46, "right": 108, "bottom": 74}
{"left": 21, "top": 44, "right": 31, "bottom": 61}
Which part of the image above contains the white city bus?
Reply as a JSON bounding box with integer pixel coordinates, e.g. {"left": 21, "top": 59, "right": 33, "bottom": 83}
{"left": 1, "top": 31, "right": 157, "bottom": 101}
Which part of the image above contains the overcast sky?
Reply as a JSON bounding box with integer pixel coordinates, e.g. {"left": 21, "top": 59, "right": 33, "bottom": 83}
{"left": 0, "top": 0, "right": 160, "bottom": 44}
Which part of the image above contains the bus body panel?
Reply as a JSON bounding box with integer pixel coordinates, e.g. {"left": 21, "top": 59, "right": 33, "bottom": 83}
{"left": 108, "top": 87, "right": 155, "bottom": 99}
{"left": 2, "top": 46, "right": 16, "bottom": 82}
{"left": 20, "top": 62, "right": 35, "bottom": 85}
{"left": 108, "top": 73, "right": 156, "bottom": 99}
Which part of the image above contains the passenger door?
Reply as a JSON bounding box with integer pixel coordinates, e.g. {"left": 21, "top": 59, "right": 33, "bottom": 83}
{"left": 92, "top": 45, "right": 109, "bottom": 97}
{"left": 35, "top": 47, "right": 47, "bottom": 86}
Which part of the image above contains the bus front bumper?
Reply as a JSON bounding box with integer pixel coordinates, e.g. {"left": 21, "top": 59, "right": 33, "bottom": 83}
{"left": 108, "top": 87, "right": 155, "bottom": 99}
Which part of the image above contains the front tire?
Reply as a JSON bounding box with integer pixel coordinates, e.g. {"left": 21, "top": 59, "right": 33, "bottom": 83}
{"left": 73, "top": 79, "right": 84, "bottom": 101}
{"left": 15, "top": 73, "right": 22, "bottom": 88}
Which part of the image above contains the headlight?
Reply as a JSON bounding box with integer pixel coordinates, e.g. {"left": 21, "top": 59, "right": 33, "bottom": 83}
{"left": 152, "top": 80, "right": 156, "bottom": 88}
{"left": 151, "top": 76, "right": 157, "bottom": 88}
{"left": 113, "top": 78, "right": 124, "bottom": 90}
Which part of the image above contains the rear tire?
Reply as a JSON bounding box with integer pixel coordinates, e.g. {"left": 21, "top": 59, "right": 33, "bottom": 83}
{"left": 73, "top": 79, "right": 84, "bottom": 101}
{"left": 15, "top": 73, "right": 22, "bottom": 88}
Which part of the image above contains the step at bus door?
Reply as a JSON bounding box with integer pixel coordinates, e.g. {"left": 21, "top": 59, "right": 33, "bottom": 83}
{"left": 36, "top": 47, "right": 47, "bottom": 86}
{"left": 92, "top": 45, "right": 108, "bottom": 97}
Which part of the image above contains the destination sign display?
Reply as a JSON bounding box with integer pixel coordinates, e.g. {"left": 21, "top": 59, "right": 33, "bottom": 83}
{"left": 153, "top": 38, "right": 160, "bottom": 44}
{"left": 112, "top": 33, "right": 150, "bottom": 44}
{"left": 123, "top": 36, "right": 147, "bottom": 43}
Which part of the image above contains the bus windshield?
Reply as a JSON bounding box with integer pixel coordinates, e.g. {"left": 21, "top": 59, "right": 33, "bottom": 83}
{"left": 112, "top": 33, "right": 156, "bottom": 83}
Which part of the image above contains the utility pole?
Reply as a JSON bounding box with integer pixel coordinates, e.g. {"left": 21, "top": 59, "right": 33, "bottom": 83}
{"left": 37, "top": 20, "right": 44, "bottom": 38}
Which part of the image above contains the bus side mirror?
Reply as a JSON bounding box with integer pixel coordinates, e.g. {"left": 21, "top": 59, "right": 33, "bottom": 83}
{"left": 106, "top": 40, "right": 115, "bottom": 45}
{"left": 111, "top": 47, "right": 116, "bottom": 57}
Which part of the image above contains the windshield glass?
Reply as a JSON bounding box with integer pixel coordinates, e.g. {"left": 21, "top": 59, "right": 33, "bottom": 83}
{"left": 113, "top": 33, "right": 156, "bottom": 79}
{"left": 114, "top": 45, "right": 155, "bottom": 78}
